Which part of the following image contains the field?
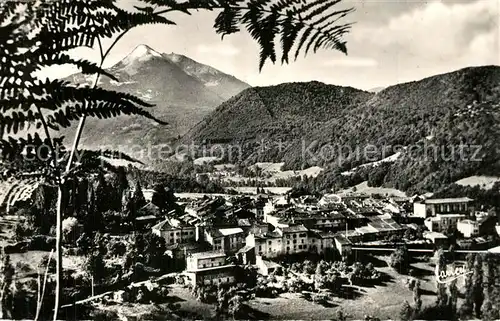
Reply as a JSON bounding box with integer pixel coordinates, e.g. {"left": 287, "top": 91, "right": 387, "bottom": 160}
{"left": 212, "top": 162, "right": 323, "bottom": 184}
{"left": 455, "top": 175, "right": 500, "bottom": 190}
{"left": 338, "top": 181, "right": 407, "bottom": 197}
{"left": 230, "top": 187, "right": 292, "bottom": 195}
{"left": 97, "top": 284, "right": 216, "bottom": 320}
{"left": 246, "top": 257, "right": 463, "bottom": 320}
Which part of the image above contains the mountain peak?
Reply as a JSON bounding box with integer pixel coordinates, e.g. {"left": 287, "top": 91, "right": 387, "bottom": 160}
{"left": 163, "top": 52, "right": 250, "bottom": 100}
{"left": 122, "top": 44, "right": 163, "bottom": 64}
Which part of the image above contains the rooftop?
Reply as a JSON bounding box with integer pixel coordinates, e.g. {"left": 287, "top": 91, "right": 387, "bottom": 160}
{"left": 458, "top": 219, "right": 477, "bottom": 225}
{"left": 152, "top": 218, "right": 192, "bottom": 231}
{"left": 188, "top": 251, "right": 226, "bottom": 260}
{"left": 423, "top": 231, "right": 448, "bottom": 239}
{"left": 367, "top": 217, "right": 403, "bottom": 232}
{"left": 136, "top": 215, "right": 157, "bottom": 221}
{"left": 261, "top": 259, "right": 282, "bottom": 269}
{"left": 356, "top": 225, "right": 378, "bottom": 234}
{"left": 424, "top": 197, "right": 473, "bottom": 204}
{"left": 333, "top": 233, "right": 351, "bottom": 245}
{"left": 237, "top": 245, "right": 255, "bottom": 254}
{"left": 254, "top": 230, "right": 282, "bottom": 239}
{"left": 435, "top": 213, "right": 467, "bottom": 218}
{"left": 488, "top": 246, "right": 500, "bottom": 254}
{"left": 218, "top": 227, "right": 244, "bottom": 236}
{"left": 237, "top": 219, "right": 252, "bottom": 227}
{"left": 280, "top": 225, "right": 309, "bottom": 233}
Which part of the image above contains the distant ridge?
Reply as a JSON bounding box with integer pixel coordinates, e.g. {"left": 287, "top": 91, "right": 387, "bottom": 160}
{"left": 368, "top": 86, "right": 385, "bottom": 93}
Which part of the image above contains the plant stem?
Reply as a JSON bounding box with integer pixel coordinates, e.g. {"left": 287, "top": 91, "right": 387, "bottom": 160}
{"left": 52, "top": 28, "right": 131, "bottom": 321}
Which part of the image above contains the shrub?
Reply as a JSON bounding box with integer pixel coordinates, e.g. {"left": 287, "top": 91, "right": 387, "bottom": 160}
{"left": 389, "top": 247, "right": 410, "bottom": 274}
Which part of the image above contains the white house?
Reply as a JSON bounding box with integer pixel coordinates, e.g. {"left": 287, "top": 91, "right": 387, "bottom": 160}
{"left": 424, "top": 214, "right": 467, "bottom": 232}
{"left": 185, "top": 251, "right": 235, "bottom": 287}
{"left": 413, "top": 197, "right": 473, "bottom": 218}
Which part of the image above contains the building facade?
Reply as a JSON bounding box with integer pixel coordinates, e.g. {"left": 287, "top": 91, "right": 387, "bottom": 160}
{"left": 424, "top": 214, "right": 467, "bottom": 232}
{"left": 152, "top": 218, "right": 196, "bottom": 244}
{"left": 185, "top": 251, "right": 235, "bottom": 287}
{"left": 413, "top": 197, "right": 473, "bottom": 218}
{"left": 204, "top": 227, "right": 245, "bottom": 253}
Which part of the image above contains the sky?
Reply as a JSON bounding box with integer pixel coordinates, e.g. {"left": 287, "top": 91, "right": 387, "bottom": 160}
{"left": 44, "top": 0, "right": 499, "bottom": 90}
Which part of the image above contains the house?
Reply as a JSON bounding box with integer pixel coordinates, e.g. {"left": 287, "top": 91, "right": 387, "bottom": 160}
{"left": 245, "top": 224, "right": 311, "bottom": 258}
{"left": 291, "top": 195, "right": 319, "bottom": 208}
{"left": 458, "top": 216, "right": 496, "bottom": 238}
{"left": 204, "top": 227, "right": 245, "bottom": 253}
{"left": 413, "top": 197, "right": 474, "bottom": 218}
{"left": 423, "top": 231, "right": 448, "bottom": 247}
{"left": 246, "top": 230, "right": 283, "bottom": 258}
{"left": 279, "top": 225, "right": 310, "bottom": 255}
{"left": 457, "top": 219, "right": 480, "bottom": 238}
{"left": 236, "top": 245, "right": 256, "bottom": 265}
{"left": 308, "top": 230, "right": 337, "bottom": 254}
{"left": 333, "top": 233, "right": 352, "bottom": 256}
{"left": 424, "top": 214, "right": 467, "bottom": 232}
{"left": 152, "top": 218, "right": 196, "bottom": 245}
{"left": 165, "top": 242, "right": 208, "bottom": 260}
{"left": 263, "top": 197, "right": 290, "bottom": 220}
{"left": 184, "top": 251, "right": 235, "bottom": 287}
{"left": 255, "top": 255, "right": 282, "bottom": 276}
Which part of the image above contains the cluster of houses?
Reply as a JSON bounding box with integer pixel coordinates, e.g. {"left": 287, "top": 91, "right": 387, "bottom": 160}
{"left": 140, "top": 191, "right": 497, "bottom": 287}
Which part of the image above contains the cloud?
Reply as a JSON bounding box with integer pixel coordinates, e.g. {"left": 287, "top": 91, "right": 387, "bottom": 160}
{"left": 323, "top": 56, "right": 378, "bottom": 67}
{"left": 197, "top": 43, "right": 240, "bottom": 56}
{"left": 352, "top": 0, "right": 499, "bottom": 65}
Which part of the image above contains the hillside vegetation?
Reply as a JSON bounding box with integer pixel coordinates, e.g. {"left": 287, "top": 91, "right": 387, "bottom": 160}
{"left": 184, "top": 66, "right": 500, "bottom": 194}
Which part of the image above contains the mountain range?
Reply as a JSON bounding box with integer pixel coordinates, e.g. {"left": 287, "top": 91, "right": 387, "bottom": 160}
{"left": 61, "top": 47, "right": 500, "bottom": 194}
{"left": 184, "top": 65, "right": 500, "bottom": 194}
{"left": 61, "top": 44, "right": 250, "bottom": 152}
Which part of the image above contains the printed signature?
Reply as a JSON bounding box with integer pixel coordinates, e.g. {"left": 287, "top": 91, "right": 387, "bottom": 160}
{"left": 435, "top": 266, "right": 473, "bottom": 284}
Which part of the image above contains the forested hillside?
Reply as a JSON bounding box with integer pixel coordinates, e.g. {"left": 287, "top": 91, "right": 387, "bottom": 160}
{"left": 185, "top": 66, "right": 500, "bottom": 194}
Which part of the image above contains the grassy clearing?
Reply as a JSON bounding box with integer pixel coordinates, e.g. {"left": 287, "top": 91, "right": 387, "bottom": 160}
{"left": 247, "top": 257, "right": 465, "bottom": 320}
{"left": 455, "top": 175, "right": 500, "bottom": 190}
{"left": 97, "top": 284, "right": 215, "bottom": 320}
{"left": 338, "top": 181, "right": 407, "bottom": 197}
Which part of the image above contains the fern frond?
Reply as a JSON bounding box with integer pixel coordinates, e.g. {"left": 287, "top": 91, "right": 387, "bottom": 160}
{"left": 152, "top": 0, "right": 354, "bottom": 70}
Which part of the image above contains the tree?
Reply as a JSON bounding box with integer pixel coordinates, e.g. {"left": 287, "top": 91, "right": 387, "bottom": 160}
{"left": 481, "top": 254, "right": 497, "bottom": 320}
{"left": 389, "top": 246, "right": 409, "bottom": 274}
{"left": 413, "top": 280, "right": 422, "bottom": 313}
{"left": 1, "top": 1, "right": 355, "bottom": 318}
{"left": 460, "top": 253, "right": 475, "bottom": 318}
{"left": 62, "top": 217, "right": 79, "bottom": 244}
{"left": 151, "top": 184, "right": 177, "bottom": 214}
{"left": 133, "top": 181, "right": 147, "bottom": 210}
{"left": 84, "top": 251, "right": 106, "bottom": 284}
{"left": 435, "top": 249, "right": 448, "bottom": 308}
{"left": 336, "top": 310, "right": 347, "bottom": 321}
{"left": 228, "top": 294, "right": 243, "bottom": 319}
{"left": 399, "top": 300, "right": 414, "bottom": 321}
{"left": 0, "top": 252, "right": 15, "bottom": 319}
{"left": 448, "top": 279, "right": 458, "bottom": 317}
{"left": 472, "top": 255, "right": 484, "bottom": 317}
